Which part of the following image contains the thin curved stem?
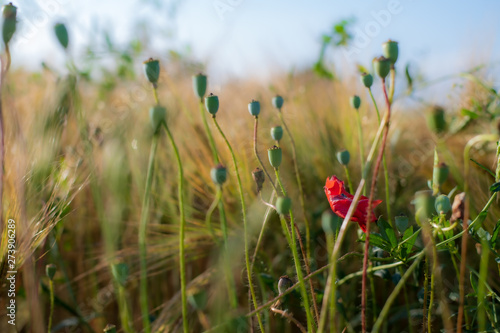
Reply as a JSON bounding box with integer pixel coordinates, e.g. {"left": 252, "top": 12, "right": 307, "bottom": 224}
{"left": 344, "top": 166, "right": 353, "bottom": 193}
{"left": 251, "top": 185, "right": 277, "bottom": 270}
{"left": 205, "top": 187, "right": 221, "bottom": 238}
{"left": 271, "top": 307, "right": 307, "bottom": 333}
{"left": 388, "top": 66, "right": 396, "bottom": 103}
{"left": 212, "top": 116, "right": 265, "bottom": 332}
{"left": 278, "top": 109, "right": 311, "bottom": 259}
{"left": 355, "top": 109, "right": 366, "bottom": 196}
{"left": 138, "top": 133, "right": 159, "bottom": 333}
{"left": 163, "top": 122, "right": 188, "bottom": 333}
{"left": 199, "top": 99, "right": 219, "bottom": 163}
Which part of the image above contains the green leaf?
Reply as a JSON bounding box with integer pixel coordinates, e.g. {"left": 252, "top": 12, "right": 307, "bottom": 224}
{"left": 369, "top": 233, "right": 392, "bottom": 252}
{"left": 470, "top": 272, "right": 478, "bottom": 294}
{"left": 405, "top": 63, "right": 413, "bottom": 94}
{"left": 490, "top": 220, "right": 500, "bottom": 248}
{"left": 378, "top": 219, "right": 397, "bottom": 248}
{"left": 470, "top": 158, "right": 496, "bottom": 178}
{"left": 401, "top": 226, "right": 418, "bottom": 256}
{"left": 490, "top": 181, "right": 500, "bottom": 192}
{"left": 461, "top": 108, "right": 479, "bottom": 119}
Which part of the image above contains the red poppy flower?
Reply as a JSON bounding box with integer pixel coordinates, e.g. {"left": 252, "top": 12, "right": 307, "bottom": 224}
{"left": 324, "top": 176, "right": 382, "bottom": 232}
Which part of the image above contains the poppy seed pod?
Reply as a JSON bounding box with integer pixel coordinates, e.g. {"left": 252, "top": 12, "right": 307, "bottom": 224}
{"left": 2, "top": 3, "right": 16, "bottom": 45}
{"left": 321, "top": 210, "right": 341, "bottom": 234}
{"left": 211, "top": 164, "right": 227, "bottom": 185}
{"left": 103, "top": 324, "right": 117, "bottom": 333}
{"left": 382, "top": 40, "right": 399, "bottom": 64}
{"left": 336, "top": 149, "right": 350, "bottom": 166}
{"left": 270, "top": 126, "right": 283, "bottom": 142}
{"left": 248, "top": 99, "right": 260, "bottom": 117}
{"left": 433, "top": 162, "right": 449, "bottom": 188}
{"left": 427, "top": 106, "right": 447, "bottom": 134}
{"left": 373, "top": 56, "right": 391, "bottom": 79}
{"left": 268, "top": 146, "right": 282, "bottom": 169}
{"left": 143, "top": 58, "right": 160, "bottom": 84}
{"left": 350, "top": 95, "right": 361, "bottom": 110}
{"left": 46, "top": 264, "right": 57, "bottom": 280}
{"left": 414, "top": 190, "right": 436, "bottom": 222}
{"left": 205, "top": 93, "right": 219, "bottom": 115}
{"left": 276, "top": 196, "right": 292, "bottom": 215}
{"left": 361, "top": 73, "right": 373, "bottom": 88}
{"left": 149, "top": 105, "right": 166, "bottom": 132}
{"left": 192, "top": 73, "right": 207, "bottom": 99}
{"left": 272, "top": 95, "right": 284, "bottom": 109}
{"left": 435, "top": 194, "right": 451, "bottom": 215}
{"left": 54, "top": 23, "right": 69, "bottom": 49}
{"left": 395, "top": 214, "right": 409, "bottom": 233}
{"left": 278, "top": 275, "right": 293, "bottom": 294}
{"left": 252, "top": 167, "right": 265, "bottom": 192}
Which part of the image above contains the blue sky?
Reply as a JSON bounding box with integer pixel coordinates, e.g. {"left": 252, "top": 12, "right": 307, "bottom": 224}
{"left": 11, "top": 0, "right": 500, "bottom": 85}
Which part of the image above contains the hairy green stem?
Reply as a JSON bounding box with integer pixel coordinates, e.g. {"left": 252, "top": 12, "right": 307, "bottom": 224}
{"left": 212, "top": 116, "right": 265, "bottom": 332}
{"left": 478, "top": 240, "right": 490, "bottom": 332}
{"left": 278, "top": 109, "right": 311, "bottom": 259}
{"left": 428, "top": 236, "right": 436, "bottom": 333}
{"left": 344, "top": 165, "right": 353, "bottom": 193}
{"left": 205, "top": 187, "right": 221, "bottom": 238}
{"left": 163, "top": 122, "right": 188, "bottom": 333}
{"left": 355, "top": 109, "right": 366, "bottom": 196}
{"left": 251, "top": 185, "right": 277, "bottom": 270}
{"left": 254, "top": 116, "right": 277, "bottom": 191}
{"left": 138, "top": 133, "right": 158, "bottom": 333}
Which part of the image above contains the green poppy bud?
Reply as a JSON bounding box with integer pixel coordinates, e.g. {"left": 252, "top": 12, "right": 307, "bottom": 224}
{"left": 205, "top": 93, "right": 219, "bottom": 115}
{"left": 270, "top": 126, "right": 283, "bottom": 142}
{"left": 272, "top": 95, "right": 284, "bottom": 109}
{"left": 211, "top": 164, "right": 227, "bottom": 185}
{"left": 395, "top": 214, "right": 409, "bottom": 233}
{"left": 350, "top": 95, "right": 361, "bottom": 110}
{"left": 252, "top": 167, "right": 265, "bottom": 192}
{"left": 2, "top": 3, "right": 16, "bottom": 45}
{"left": 248, "top": 99, "right": 260, "bottom": 117}
{"left": 276, "top": 196, "right": 292, "bottom": 215}
{"left": 321, "top": 210, "right": 341, "bottom": 234}
{"left": 373, "top": 56, "right": 391, "bottom": 79}
{"left": 361, "top": 73, "right": 373, "bottom": 88}
{"left": 192, "top": 73, "right": 207, "bottom": 99}
{"left": 336, "top": 149, "right": 350, "bottom": 166}
{"left": 268, "top": 145, "right": 282, "bottom": 169}
{"left": 435, "top": 194, "right": 451, "bottom": 215}
{"left": 188, "top": 290, "right": 207, "bottom": 311}
{"left": 427, "top": 106, "right": 447, "bottom": 134}
{"left": 103, "top": 324, "right": 116, "bottom": 333}
{"left": 149, "top": 105, "right": 166, "bottom": 132}
{"left": 54, "top": 23, "right": 69, "bottom": 49}
{"left": 278, "top": 275, "right": 293, "bottom": 294}
{"left": 382, "top": 40, "right": 399, "bottom": 64}
{"left": 111, "top": 263, "right": 129, "bottom": 287}
{"left": 45, "top": 264, "right": 57, "bottom": 280}
{"left": 433, "top": 162, "right": 449, "bottom": 188}
{"left": 143, "top": 58, "right": 160, "bottom": 84}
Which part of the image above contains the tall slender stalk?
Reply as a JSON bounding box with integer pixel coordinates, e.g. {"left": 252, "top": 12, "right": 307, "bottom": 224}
{"left": 212, "top": 116, "right": 265, "bottom": 332}
{"left": 361, "top": 78, "right": 392, "bottom": 332}
{"left": 47, "top": 279, "right": 55, "bottom": 333}
{"left": 162, "top": 122, "right": 188, "bottom": 333}
{"left": 138, "top": 133, "right": 158, "bottom": 333}
{"left": 254, "top": 116, "right": 277, "bottom": 191}
{"left": 355, "top": 109, "right": 366, "bottom": 195}
{"left": 478, "top": 240, "right": 490, "bottom": 332}
{"left": 277, "top": 108, "right": 311, "bottom": 259}
{"left": 275, "top": 168, "right": 315, "bottom": 330}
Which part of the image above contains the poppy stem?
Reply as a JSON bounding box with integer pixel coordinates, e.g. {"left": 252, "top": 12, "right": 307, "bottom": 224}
{"left": 212, "top": 116, "right": 265, "bottom": 333}
{"left": 275, "top": 168, "right": 315, "bottom": 330}
{"left": 162, "top": 121, "right": 188, "bottom": 333}
{"left": 355, "top": 109, "right": 366, "bottom": 195}
{"left": 278, "top": 108, "right": 312, "bottom": 260}
{"left": 343, "top": 165, "right": 353, "bottom": 193}
{"left": 205, "top": 186, "right": 221, "bottom": 239}
{"left": 199, "top": 99, "right": 219, "bottom": 164}
{"left": 362, "top": 78, "right": 392, "bottom": 333}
